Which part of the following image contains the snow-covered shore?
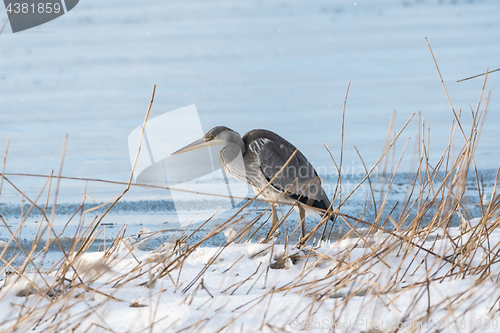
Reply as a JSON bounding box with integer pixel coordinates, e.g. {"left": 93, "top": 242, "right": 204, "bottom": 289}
{"left": 1, "top": 219, "right": 500, "bottom": 332}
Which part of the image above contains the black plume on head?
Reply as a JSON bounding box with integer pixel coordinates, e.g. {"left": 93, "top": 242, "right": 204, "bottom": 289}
{"left": 204, "top": 126, "right": 237, "bottom": 139}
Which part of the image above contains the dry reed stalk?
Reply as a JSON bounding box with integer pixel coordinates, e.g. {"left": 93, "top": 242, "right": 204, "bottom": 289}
{"left": 0, "top": 139, "right": 9, "bottom": 201}
{"left": 77, "top": 85, "right": 156, "bottom": 257}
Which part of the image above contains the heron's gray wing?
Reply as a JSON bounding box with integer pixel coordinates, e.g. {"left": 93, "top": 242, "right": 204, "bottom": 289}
{"left": 244, "top": 130, "right": 330, "bottom": 210}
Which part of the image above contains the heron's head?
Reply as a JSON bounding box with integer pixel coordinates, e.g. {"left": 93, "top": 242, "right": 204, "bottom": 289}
{"left": 172, "top": 126, "right": 241, "bottom": 155}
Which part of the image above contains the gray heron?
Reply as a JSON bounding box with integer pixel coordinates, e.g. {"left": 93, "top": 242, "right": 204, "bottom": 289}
{"left": 172, "top": 126, "right": 333, "bottom": 240}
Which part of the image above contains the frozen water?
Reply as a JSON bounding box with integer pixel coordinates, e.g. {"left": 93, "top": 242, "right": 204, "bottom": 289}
{"left": 0, "top": 0, "right": 499, "bottom": 247}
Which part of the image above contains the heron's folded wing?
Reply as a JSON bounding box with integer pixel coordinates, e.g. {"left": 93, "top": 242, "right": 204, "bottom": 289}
{"left": 252, "top": 139, "right": 326, "bottom": 204}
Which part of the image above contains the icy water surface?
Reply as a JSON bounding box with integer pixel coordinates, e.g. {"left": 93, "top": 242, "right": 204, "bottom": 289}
{"left": 1, "top": 0, "right": 500, "bottom": 264}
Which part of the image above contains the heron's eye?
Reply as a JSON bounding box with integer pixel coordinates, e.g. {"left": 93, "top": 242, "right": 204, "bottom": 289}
{"left": 206, "top": 134, "right": 215, "bottom": 141}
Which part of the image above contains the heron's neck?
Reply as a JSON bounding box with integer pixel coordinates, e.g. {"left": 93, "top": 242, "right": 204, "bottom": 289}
{"left": 218, "top": 138, "right": 245, "bottom": 167}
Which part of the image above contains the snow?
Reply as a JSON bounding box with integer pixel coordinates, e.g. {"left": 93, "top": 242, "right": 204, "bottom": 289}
{"left": 1, "top": 220, "right": 500, "bottom": 332}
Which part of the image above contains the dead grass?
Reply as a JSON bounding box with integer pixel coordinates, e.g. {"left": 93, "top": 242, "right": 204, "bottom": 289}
{"left": 0, "top": 42, "right": 499, "bottom": 332}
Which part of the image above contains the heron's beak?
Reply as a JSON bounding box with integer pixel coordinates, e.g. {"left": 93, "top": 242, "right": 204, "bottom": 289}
{"left": 171, "top": 137, "right": 208, "bottom": 155}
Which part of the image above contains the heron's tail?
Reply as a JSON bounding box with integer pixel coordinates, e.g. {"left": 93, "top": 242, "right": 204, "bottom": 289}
{"left": 320, "top": 210, "right": 337, "bottom": 222}
{"left": 316, "top": 198, "right": 336, "bottom": 221}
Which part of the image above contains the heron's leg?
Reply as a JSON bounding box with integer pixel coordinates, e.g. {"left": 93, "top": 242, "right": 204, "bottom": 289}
{"left": 270, "top": 204, "right": 279, "bottom": 234}
{"left": 299, "top": 206, "right": 306, "bottom": 239}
